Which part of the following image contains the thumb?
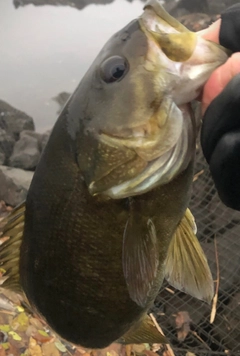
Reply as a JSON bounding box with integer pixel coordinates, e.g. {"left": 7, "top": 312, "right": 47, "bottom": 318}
{"left": 201, "top": 52, "right": 240, "bottom": 114}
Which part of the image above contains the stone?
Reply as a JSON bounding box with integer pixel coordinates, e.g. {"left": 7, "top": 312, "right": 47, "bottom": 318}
{"left": 0, "top": 152, "right": 5, "bottom": 165}
{"left": 15, "top": 129, "right": 51, "bottom": 153}
{"left": 9, "top": 131, "right": 41, "bottom": 170}
{"left": 40, "top": 130, "right": 51, "bottom": 152}
{"left": 13, "top": 0, "right": 115, "bottom": 10}
{"left": 53, "top": 92, "right": 71, "bottom": 114}
{"left": 0, "top": 128, "right": 16, "bottom": 163}
{"left": 0, "top": 100, "right": 35, "bottom": 141}
{"left": 19, "top": 130, "right": 42, "bottom": 142}
{"left": 0, "top": 165, "right": 33, "bottom": 206}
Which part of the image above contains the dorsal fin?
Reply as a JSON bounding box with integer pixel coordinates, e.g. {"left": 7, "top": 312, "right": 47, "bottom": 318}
{"left": 164, "top": 208, "right": 214, "bottom": 304}
{"left": 0, "top": 202, "right": 26, "bottom": 293}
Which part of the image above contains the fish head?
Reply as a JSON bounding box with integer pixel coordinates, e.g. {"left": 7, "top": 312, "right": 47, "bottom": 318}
{"left": 70, "top": 0, "right": 229, "bottom": 199}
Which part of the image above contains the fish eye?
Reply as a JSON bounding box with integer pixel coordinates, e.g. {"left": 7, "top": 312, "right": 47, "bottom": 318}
{"left": 100, "top": 56, "right": 129, "bottom": 83}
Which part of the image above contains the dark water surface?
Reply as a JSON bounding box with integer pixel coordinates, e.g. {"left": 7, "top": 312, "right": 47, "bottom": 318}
{"left": 0, "top": 0, "right": 146, "bottom": 131}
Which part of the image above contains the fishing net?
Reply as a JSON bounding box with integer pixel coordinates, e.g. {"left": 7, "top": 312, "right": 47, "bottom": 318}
{"left": 152, "top": 141, "right": 240, "bottom": 356}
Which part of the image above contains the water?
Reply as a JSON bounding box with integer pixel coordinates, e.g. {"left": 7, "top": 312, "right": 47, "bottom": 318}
{"left": 0, "top": 0, "right": 145, "bottom": 131}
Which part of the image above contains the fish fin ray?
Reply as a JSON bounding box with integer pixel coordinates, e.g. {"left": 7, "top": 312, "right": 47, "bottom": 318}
{"left": 0, "top": 202, "right": 25, "bottom": 293}
{"left": 122, "top": 212, "right": 159, "bottom": 308}
{"left": 118, "top": 314, "right": 168, "bottom": 344}
{"left": 164, "top": 208, "right": 214, "bottom": 304}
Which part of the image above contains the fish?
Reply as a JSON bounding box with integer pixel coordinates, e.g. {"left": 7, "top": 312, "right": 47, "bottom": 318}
{"left": 0, "top": 0, "right": 229, "bottom": 350}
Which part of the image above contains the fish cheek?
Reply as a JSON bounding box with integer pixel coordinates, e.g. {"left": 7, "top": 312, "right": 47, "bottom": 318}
{"left": 76, "top": 129, "right": 147, "bottom": 195}
{"left": 89, "top": 155, "right": 147, "bottom": 195}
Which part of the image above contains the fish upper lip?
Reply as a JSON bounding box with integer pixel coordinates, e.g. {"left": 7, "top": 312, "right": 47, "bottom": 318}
{"left": 141, "top": 0, "right": 186, "bottom": 34}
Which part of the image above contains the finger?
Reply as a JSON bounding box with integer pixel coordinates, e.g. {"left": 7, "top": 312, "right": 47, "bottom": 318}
{"left": 201, "top": 52, "right": 240, "bottom": 114}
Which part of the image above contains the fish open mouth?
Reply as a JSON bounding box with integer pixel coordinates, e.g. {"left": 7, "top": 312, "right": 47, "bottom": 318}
{"left": 139, "top": 0, "right": 198, "bottom": 63}
{"left": 82, "top": 0, "right": 228, "bottom": 200}
{"left": 140, "top": 0, "right": 229, "bottom": 90}
{"left": 141, "top": 0, "right": 189, "bottom": 35}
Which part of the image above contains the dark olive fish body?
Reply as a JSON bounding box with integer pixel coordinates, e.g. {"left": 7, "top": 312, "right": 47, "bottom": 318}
{"left": 20, "top": 108, "right": 193, "bottom": 348}
{"left": 0, "top": 0, "right": 229, "bottom": 349}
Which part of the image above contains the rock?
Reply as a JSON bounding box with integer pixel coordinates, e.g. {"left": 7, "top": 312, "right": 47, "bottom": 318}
{"left": 0, "top": 128, "right": 16, "bottom": 164}
{"left": 9, "top": 131, "right": 41, "bottom": 170}
{"left": 0, "top": 100, "right": 35, "bottom": 141}
{"left": 13, "top": 0, "right": 116, "bottom": 10}
{"left": 178, "top": 12, "right": 218, "bottom": 32}
{"left": 13, "top": 0, "right": 240, "bottom": 15}
{"left": 171, "top": 0, "right": 209, "bottom": 15}
{"left": 40, "top": 130, "right": 51, "bottom": 152}
{"left": 11, "top": 0, "right": 240, "bottom": 20}
{"left": 168, "top": 0, "right": 240, "bottom": 15}
{"left": 0, "top": 152, "right": 5, "bottom": 165}
{"left": 0, "top": 165, "right": 33, "bottom": 206}
{"left": 0, "top": 200, "right": 13, "bottom": 219}
{"left": 53, "top": 92, "right": 71, "bottom": 114}
{"left": 19, "top": 130, "right": 42, "bottom": 142}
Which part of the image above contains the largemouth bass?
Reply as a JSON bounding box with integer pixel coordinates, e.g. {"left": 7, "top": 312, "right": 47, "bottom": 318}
{"left": 0, "top": 0, "right": 229, "bottom": 349}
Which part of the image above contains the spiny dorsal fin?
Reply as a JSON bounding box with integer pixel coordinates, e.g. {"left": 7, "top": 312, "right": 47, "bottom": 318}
{"left": 0, "top": 202, "right": 26, "bottom": 293}
{"left": 119, "top": 314, "right": 168, "bottom": 344}
{"left": 164, "top": 208, "right": 214, "bottom": 304}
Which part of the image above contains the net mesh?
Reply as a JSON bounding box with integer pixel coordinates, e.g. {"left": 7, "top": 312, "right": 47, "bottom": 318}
{"left": 152, "top": 141, "right": 240, "bottom": 356}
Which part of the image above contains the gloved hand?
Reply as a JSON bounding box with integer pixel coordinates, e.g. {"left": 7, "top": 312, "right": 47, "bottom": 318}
{"left": 200, "top": 4, "right": 240, "bottom": 210}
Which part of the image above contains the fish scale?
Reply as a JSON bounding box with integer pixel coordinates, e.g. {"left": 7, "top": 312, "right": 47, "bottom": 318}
{"left": 0, "top": 0, "right": 229, "bottom": 349}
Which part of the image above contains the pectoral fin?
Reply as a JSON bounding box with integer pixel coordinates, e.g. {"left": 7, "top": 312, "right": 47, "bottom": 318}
{"left": 0, "top": 202, "right": 25, "bottom": 293}
{"left": 119, "top": 315, "right": 168, "bottom": 344}
{"left": 123, "top": 205, "right": 159, "bottom": 308}
{"left": 164, "top": 208, "right": 214, "bottom": 304}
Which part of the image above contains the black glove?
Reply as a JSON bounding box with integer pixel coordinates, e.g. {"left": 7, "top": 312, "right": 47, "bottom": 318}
{"left": 201, "top": 4, "right": 240, "bottom": 210}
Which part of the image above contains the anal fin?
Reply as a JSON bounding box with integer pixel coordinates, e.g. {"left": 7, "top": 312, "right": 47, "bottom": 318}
{"left": 118, "top": 314, "right": 168, "bottom": 344}
{"left": 0, "top": 202, "right": 26, "bottom": 293}
{"left": 164, "top": 208, "right": 214, "bottom": 304}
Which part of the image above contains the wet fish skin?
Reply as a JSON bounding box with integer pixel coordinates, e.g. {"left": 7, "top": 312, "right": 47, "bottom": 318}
{"left": 0, "top": 0, "right": 229, "bottom": 349}
{"left": 21, "top": 116, "right": 194, "bottom": 347}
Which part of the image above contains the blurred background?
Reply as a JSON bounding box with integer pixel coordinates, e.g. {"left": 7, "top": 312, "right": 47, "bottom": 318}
{"left": 1, "top": 1, "right": 240, "bottom": 355}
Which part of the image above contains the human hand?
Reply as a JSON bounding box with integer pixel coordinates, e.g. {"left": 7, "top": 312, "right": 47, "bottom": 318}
{"left": 199, "top": 4, "right": 240, "bottom": 210}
